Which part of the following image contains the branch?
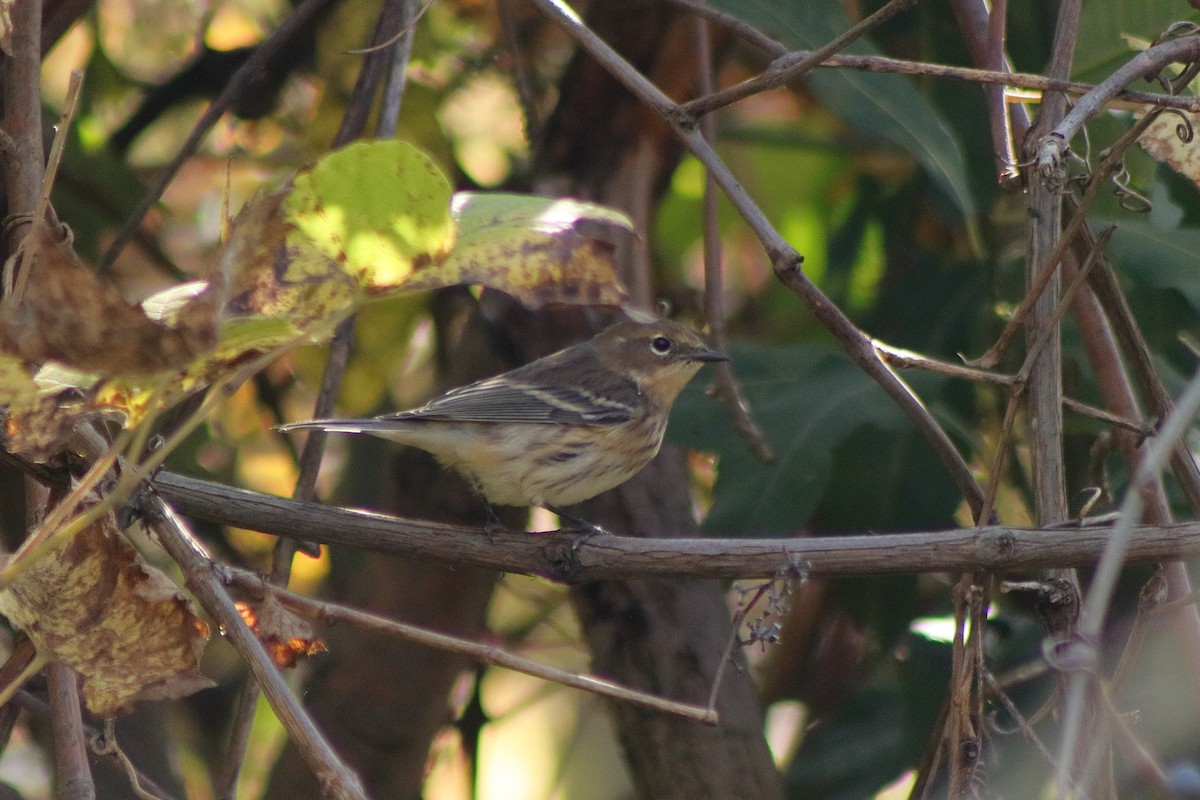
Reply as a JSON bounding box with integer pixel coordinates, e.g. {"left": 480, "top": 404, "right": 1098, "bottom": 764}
{"left": 527, "top": 0, "right": 987, "bottom": 519}
{"left": 48, "top": 662, "right": 95, "bottom": 800}
{"left": 226, "top": 569, "right": 716, "bottom": 723}
{"left": 677, "top": 0, "right": 917, "bottom": 120}
{"left": 153, "top": 471, "right": 1200, "bottom": 581}
{"left": 665, "top": 0, "right": 1200, "bottom": 114}
{"left": 1037, "top": 35, "right": 1200, "bottom": 189}
{"left": 146, "top": 498, "right": 369, "bottom": 800}
{"left": 1056, "top": 363, "right": 1200, "bottom": 798}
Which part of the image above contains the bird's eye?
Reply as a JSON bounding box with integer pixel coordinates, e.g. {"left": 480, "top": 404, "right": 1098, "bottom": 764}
{"left": 650, "top": 336, "right": 672, "bottom": 355}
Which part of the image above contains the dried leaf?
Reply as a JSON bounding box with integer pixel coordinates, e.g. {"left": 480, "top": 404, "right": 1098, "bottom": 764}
{"left": 0, "top": 222, "right": 217, "bottom": 375}
{"left": 236, "top": 596, "right": 325, "bottom": 669}
{"left": 0, "top": 500, "right": 211, "bottom": 717}
{"left": 403, "top": 193, "right": 633, "bottom": 307}
{"left": 3, "top": 388, "right": 92, "bottom": 461}
{"left": 1138, "top": 111, "right": 1200, "bottom": 187}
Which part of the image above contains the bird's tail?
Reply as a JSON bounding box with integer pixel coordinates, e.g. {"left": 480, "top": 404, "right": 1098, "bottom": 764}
{"left": 275, "top": 419, "right": 403, "bottom": 436}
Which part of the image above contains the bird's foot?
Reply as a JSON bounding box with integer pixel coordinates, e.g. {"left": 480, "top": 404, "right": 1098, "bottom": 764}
{"left": 546, "top": 505, "right": 610, "bottom": 552}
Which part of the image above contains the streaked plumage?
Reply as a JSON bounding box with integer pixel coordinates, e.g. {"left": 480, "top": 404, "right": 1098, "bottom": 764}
{"left": 278, "top": 319, "right": 726, "bottom": 508}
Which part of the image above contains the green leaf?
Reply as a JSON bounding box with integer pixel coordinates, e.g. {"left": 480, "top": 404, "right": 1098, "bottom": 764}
{"left": 668, "top": 343, "right": 958, "bottom": 535}
{"left": 1074, "top": 0, "right": 1199, "bottom": 80}
{"left": 1103, "top": 220, "right": 1200, "bottom": 312}
{"left": 708, "top": 0, "right": 976, "bottom": 222}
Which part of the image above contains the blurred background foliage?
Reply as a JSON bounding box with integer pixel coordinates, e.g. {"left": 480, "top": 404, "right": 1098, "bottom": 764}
{"left": 18, "top": 0, "right": 1200, "bottom": 797}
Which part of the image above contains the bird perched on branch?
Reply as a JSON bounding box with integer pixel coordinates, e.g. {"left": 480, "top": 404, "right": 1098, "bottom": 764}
{"left": 278, "top": 318, "right": 727, "bottom": 521}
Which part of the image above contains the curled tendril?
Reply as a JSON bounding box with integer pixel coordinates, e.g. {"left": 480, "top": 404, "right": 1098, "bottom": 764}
{"left": 1162, "top": 106, "right": 1196, "bottom": 142}
{"left": 1111, "top": 167, "right": 1153, "bottom": 213}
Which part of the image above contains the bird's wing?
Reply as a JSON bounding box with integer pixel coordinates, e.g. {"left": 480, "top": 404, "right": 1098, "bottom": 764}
{"left": 382, "top": 371, "right": 639, "bottom": 425}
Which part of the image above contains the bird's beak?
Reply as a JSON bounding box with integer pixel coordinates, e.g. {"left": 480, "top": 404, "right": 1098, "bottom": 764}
{"left": 690, "top": 347, "right": 730, "bottom": 363}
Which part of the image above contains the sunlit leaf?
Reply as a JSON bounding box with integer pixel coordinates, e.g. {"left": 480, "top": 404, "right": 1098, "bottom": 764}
{"left": 401, "top": 193, "right": 632, "bottom": 307}
{"left": 283, "top": 138, "right": 456, "bottom": 293}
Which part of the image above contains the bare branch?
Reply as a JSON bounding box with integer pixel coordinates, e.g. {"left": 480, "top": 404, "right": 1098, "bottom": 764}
{"left": 1057, "top": 364, "right": 1200, "bottom": 797}
{"left": 665, "top": 0, "right": 1200, "bottom": 114}
{"left": 226, "top": 569, "right": 717, "bottom": 724}
{"left": 696, "top": 17, "right": 773, "bottom": 462}
{"left": 48, "top": 663, "right": 95, "bottom": 800}
{"left": 154, "top": 471, "right": 1200, "bottom": 581}
{"left": 147, "top": 499, "right": 369, "bottom": 800}
{"left": 677, "top": 0, "right": 918, "bottom": 120}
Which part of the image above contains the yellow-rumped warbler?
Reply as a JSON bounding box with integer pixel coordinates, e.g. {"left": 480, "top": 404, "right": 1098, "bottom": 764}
{"left": 278, "top": 319, "right": 727, "bottom": 514}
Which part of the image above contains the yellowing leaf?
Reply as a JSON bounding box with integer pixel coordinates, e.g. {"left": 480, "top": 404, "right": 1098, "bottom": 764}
{"left": 1138, "top": 110, "right": 1200, "bottom": 188}
{"left": 0, "top": 501, "right": 211, "bottom": 717}
{"left": 401, "top": 193, "right": 633, "bottom": 307}
{"left": 283, "top": 139, "right": 456, "bottom": 293}
{"left": 0, "top": 352, "right": 38, "bottom": 404}
{"left": 221, "top": 188, "right": 360, "bottom": 329}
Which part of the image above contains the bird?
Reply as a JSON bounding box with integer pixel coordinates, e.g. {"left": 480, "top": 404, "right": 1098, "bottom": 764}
{"left": 277, "top": 318, "right": 727, "bottom": 522}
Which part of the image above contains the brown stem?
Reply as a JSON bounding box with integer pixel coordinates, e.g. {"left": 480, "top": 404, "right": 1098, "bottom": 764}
{"left": 676, "top": 0, "right": 918, "bottom": 121}
{"left": 226, "top": 569, "right": 715, "bottom": 723}
{"left": 155, "top": 471, "right": 1200, "bottom": 581}
{"left": 2, "top": 0, "right": 45, "bottom": 251}
{"left": 663, "top": 0, "right": 1200, "bottom": 114}
{"left": 696, "top": 17, "right": 773, "bottom": 462}
{"left": 48, "top": 662, "right": 95, "bottom": 800}
{"left": 218, "top": 3, "right": 418, "bottom": 794}
{"left": 149, "top": 500, "right": 368, "bottom": 800}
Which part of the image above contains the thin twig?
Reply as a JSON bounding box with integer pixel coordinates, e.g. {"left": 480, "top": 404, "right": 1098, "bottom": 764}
{"left": 47, "top": 662, "right": 95, "bottom": 800}
{"left": 497, "top": 0, "right": 542, "bottom": 139}
{"left": 981, "top": 670, "right": 1057, "bottom": 766}
{"left": 1056, "top": 363, "right": 1200, "bottom": 798}
{"left": 706, "top": 581, "right": 771, "bottom": 713}
{"left": 1049, "top": 35, "right": 1200, "bottom": 149}
{"left": 676, "top": 0, "right": 919, "bottom": 121}
{"left": 1062, "top": 397, "right": 1155, "bottom": 437}
{"left": 13, "top": 691, "right": 180, "bottom": 800}
{"left": 149, "top": 500, "right": 369, "bottom": 800}
{"left": 968, "top": 113, "right": 1162, "bottom": 369}
{"left": 219, "top": 2, "right": 418, "bottom": 794}
{"left": 695, "top": 16, "right": 773, "bottom": 462}
{"left": 90, "top": 724, "right": 172, "bottom": 800}
{"left": 226, "top": 568, "right": 717, "bottom": 723}
{"left": 374, "top": 0, "right": 420, "bottom": 137}
{"left": 662, "top": 0, "right": 1200, "bottom": 114}
{"left": 873, "top": 341, "right": 1015, "bottom": 385}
